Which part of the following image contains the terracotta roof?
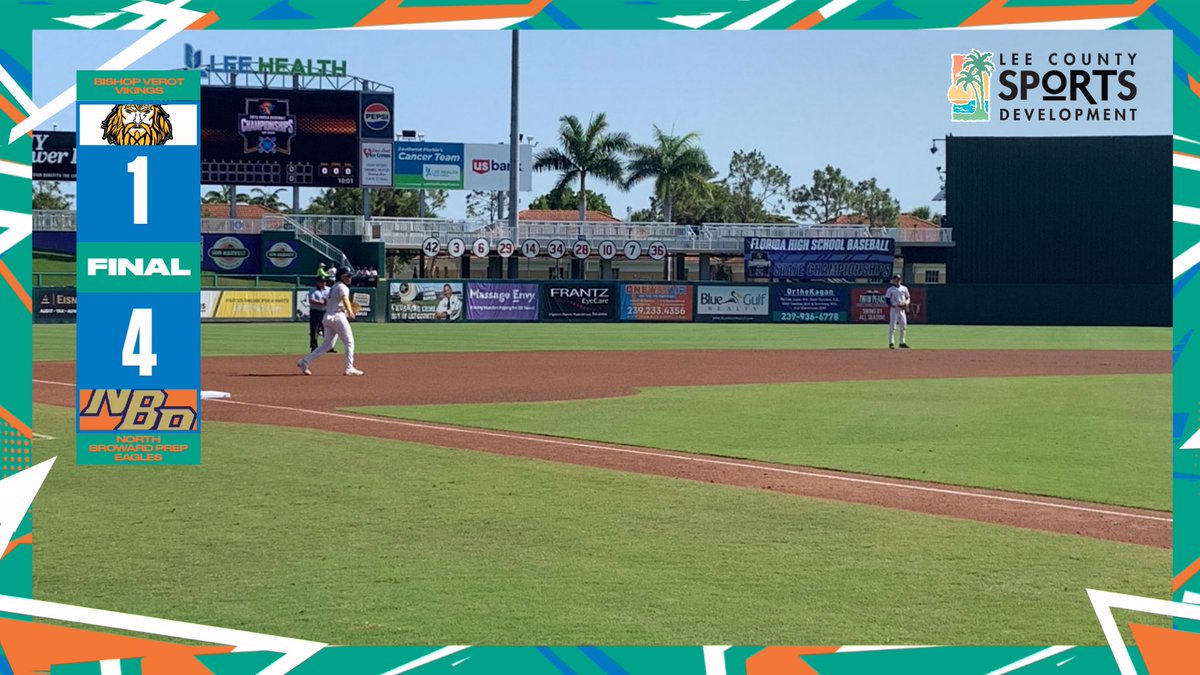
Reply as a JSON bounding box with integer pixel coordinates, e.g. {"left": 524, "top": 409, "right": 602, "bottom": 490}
{"left": 519, "top": 209, "right": 621, "bottom": 223}
{"left": 200, "top": 203, "right": 281, "bottom": 220}
{"left": 827, "top": 214, "right": 940, "bottom": 229}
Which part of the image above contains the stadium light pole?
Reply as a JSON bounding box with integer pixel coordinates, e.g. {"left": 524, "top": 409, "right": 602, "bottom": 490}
{"left": 508, "top": 29, "right": 520, "bottom": 249}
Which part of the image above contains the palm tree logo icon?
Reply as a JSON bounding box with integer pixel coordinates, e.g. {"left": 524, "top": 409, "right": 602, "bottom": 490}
{"left": 947, "top": 50, "right": 995, "bottom": 122}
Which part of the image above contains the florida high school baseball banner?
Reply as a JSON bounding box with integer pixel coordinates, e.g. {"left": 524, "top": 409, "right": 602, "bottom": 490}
{"left": 744, "top": 237, "right": 896, "bottom": 282}
{"left": 74, "top": 71, "right": 202, "bottom": 465}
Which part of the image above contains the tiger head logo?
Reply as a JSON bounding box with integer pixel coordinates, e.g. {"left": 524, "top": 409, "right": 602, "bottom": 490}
{"left": 100, "top": 104, "right": 173, "bottom": 146}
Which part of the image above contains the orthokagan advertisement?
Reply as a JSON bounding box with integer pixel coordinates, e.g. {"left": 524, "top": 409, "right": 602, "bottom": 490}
{"left": 771, "top": 285, "right": 850, "bottom": 322}
{"left": 620, "top": 284, "right": 693, "bottom": 321}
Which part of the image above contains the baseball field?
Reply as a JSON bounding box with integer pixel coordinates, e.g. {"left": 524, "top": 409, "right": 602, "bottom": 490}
{"left": 30, "top": 322, "right": 1170, "bottom": 645}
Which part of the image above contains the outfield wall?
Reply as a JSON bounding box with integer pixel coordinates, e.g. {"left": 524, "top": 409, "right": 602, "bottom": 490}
{"left": 31, "top": 281, "right": 1167, "bottom": 326}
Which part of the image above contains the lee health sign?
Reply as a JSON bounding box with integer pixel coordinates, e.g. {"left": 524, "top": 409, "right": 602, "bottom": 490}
{"left": 394, "top": 141, "right": 533, "bottom": 191}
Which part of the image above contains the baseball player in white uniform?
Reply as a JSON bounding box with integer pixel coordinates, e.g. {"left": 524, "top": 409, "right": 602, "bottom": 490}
{"left": 298, "top": 267, "right": 364, "bottom": 376}
{"left": 885, "top": 274, "right": 911, "bottom": 349}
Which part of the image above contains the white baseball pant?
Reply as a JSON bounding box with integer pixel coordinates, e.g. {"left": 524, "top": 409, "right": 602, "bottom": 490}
{"left": 889, "top": 307, "right": 907, "bottom": 345}
{"left": 300, "top": 313, "right": 355, "bottom": 372}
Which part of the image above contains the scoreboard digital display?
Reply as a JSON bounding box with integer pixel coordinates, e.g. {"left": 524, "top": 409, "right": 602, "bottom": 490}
{"left": 200, "top": 86, "right": 360, "bottom": 187}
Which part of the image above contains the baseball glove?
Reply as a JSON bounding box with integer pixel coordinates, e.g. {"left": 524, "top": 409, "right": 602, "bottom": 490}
{"left": 350, "top": 301, "right": 363, "bottom": 317}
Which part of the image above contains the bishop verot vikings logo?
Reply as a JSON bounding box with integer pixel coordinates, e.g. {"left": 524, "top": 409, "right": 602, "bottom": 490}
{"left": 238, "top": 97, "right": 296, "bottom": 154}
{"left": 100, "top": 104, "right": 173, "bottom": 146}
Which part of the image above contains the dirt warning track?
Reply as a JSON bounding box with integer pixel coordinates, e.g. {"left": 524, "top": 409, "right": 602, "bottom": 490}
{"left": 33, "top": 349, "right": 1171, "bottom": 548}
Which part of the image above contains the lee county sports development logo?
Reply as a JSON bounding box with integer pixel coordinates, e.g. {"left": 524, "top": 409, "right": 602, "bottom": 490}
{"left": 948, "top": 49, "right": 995, "bottom": 122}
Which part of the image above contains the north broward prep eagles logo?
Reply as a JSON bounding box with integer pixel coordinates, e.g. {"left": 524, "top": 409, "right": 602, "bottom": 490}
{"left": 238, "top": 97, "right": 296, "bottom": 154}
{"left": 947, "top": 50, "right": 995, "bottom": 122}
{"left": 100, "top": 104, "right": 173, "bottom": 146}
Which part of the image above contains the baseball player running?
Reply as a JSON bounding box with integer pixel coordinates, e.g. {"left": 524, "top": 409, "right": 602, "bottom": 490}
{"left": 298, "top": 267, "right": 363, "bottom": 376}
{"left": 885, "top": 273, "right": 911, "bottom": 349}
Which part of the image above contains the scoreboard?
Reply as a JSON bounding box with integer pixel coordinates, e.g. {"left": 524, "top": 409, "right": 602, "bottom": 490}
{"left": 74, "top": 71, "right": 202, "bottom": 465}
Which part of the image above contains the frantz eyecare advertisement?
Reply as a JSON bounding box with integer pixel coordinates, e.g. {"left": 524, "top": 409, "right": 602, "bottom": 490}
{"left": 542, "top": 282, "right": 618, "bottom": 321}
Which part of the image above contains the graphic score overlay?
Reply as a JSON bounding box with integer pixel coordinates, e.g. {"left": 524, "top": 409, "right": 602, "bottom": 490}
{"left": 74, "top": 71, "right": 201, "bottom": 466}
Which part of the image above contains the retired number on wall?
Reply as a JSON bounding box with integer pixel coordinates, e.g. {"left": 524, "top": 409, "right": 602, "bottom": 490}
{"left": 74, "top": 71, "right": 202, "bottom": 466}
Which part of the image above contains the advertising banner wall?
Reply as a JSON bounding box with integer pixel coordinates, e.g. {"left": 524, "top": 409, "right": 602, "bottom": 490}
{"left": 32, "top": 130, "right": 76, "bottom": 181}
{"left": 393, "top": 141, "right": 533, "bottom": 191}
{"left": 261, "top": 238, "right": 300, "bottom": 273}
{"left": 542, "top": 282, "right": 618, "bottom": 321}
{"left": 389, "top": 281, "right": 464, "bottom": 321}
{"left": 771, "top": 285, "right": 850, "bottom": 322}
{"left": 620, "top": 284, "right": 693, "bottom": 321}
{"left": 744, "top": 237, "right": 896, "bottom": 282}
{"left": 695, "top": 285, "right": 770, "bottom": 322}
{"left": 360, "top": 141, "right": 393, "bottom": 187}
{"left": 466, "top": 282, "right": 539, "bottom": 321}
{"left": 202, "top": 233, "right": 261, "bottom": 274}
{"left": 851, "top": 286, "right": 928, "bottom": 323}
{"left": 34, "top": 287, "right": 77, "bottom": 323}
{"left": 202, "top": 290, "right": 293, "bottom": 320}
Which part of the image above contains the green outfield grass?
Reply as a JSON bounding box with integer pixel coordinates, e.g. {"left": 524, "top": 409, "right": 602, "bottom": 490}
{"left": 31, "top": 404, "right": 1166, "bottom": 645}
{"left": 355, "top": 374, "right": 1169, "bottom": 510}
{"left": 32, "top": 322, "right": 1171, "bottom": 362}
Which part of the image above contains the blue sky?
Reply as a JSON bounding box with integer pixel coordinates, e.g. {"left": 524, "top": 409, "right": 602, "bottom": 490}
{"left": 34, "top": 29, "right": 1171, "bottom": 220}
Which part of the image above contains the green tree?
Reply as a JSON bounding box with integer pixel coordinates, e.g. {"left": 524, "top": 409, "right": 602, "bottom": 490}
{"left": 907, "top": 206, "right": 942, "bottom": 224}
{"left": 624, "top": 127, "right": 714, "bottom": 224}
{"left": 33, "top": 181, "right": 73, "bottom": 210}
{"left": 465, "top": 190, "right": 504, "bottom": 221}
{"left": 852, "top": 178, "right": 900, "bottom": 228}
{"left": 533, "top": 113, "right": 631, "bottom": 220}
{"left": 959, "top": 49, "right": 994, "bottom": 116}
{"left": 529, "top": 186, "right": 613, "bottom": 216}
{"left": 202, "top": 186, "right": 250, "bottom": 204}
{"left": 791, "top": 165, "right": 854, "bottom": 224}
{"left": 306, "top": 188, "right": 447, "bottom": 217}
{"left": 248, "top": 187, "right": 288, "bottom": 212}
{"left": 722, "top": 150, "right": 792, "bottom": 223}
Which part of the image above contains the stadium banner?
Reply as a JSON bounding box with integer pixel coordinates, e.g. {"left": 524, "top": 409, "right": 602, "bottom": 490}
{"left": 620, "top": 283, "right": 694, "bottom": 321}
{"left": 393, "top": 141, "right": 533, "bottom": 191}
{"left": 466, "top": 282, "right": 539, "bottom": 321}
{"left": 359, "top": 91, "right": 394, "bottom": 140}
{"left": 33, "top": 287, "right": 77, "bottom": 323}
{"left": 31, "top": 231, "right": 77, "bottom": 256}
{"left": 542, "top": 282, "right": 618, "bottom": 321}
{"left": 201, "top": 86, "right": 360, "bottom": 187}
{"left": 261, "top": 238, "right": 300, "bottom": 272}
{"left": 744, "top": 237, "right": 896, "bottom": 282}
{"left": 389, "top": 281, "right": 464, "bottom": 321}
{"left": 851, "top": 286, "right": 928, "bottom": 324}
{"left": 695, "top": 285, "right": 770, "bottom": 322}
{"left": 202, "top": 290, "right": 293, "bottom": 321}
{"left": 32, "top": 129, "right": 76, "bottom": 180}
{"left": 202, "top": 233, "right": 261, "bottom": 274}
{"left": 360, "top": 141, "right": 393, "bottom": 188}
{"left": 771, "top": 285, "right": 851, "bottom": 323}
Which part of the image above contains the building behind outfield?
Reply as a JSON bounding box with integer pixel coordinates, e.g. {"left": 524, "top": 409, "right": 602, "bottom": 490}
{"left": 939, "top": 135, "right": 1170, "bottom": 326}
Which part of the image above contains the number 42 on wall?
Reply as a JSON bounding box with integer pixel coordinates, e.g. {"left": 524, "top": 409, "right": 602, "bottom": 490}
{"left": 122, "top": 308, "right": 157, "bottom": 376}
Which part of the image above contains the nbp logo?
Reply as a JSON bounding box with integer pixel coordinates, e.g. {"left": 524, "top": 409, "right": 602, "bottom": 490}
{"left": 79, "top": 390, "right": 198, "bottom": 432}
{"left": 947, "top": 50, "right": 995, "bottom": 122}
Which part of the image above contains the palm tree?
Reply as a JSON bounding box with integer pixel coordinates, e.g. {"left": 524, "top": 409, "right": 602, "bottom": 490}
{"left": 249, "top": 187, "right": 288, "bottom": 212}
{"left": 202, "top": 186, "right": 249, "bottom": 204}
{"left": 955, "top": 69, "right": 980, "bottom": 113}
{"left": 961, "top": 49, "right": 994, "bottom": 114}
{"left": 534, "top": 113, "right": 631, "bottom": 220}
{"left": 624, "top": 127, "right": 714, "bottom": 224}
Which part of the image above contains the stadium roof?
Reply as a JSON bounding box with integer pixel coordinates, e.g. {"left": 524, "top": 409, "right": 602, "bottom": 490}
{"left": 519, "top": 209, "right": 621, "bottom": 223}
{"left": 828, "top": 213, "right": 940, "bottom": 229}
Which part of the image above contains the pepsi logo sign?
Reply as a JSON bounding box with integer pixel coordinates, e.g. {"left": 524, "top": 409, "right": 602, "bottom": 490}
{"left": 363, "top": 102, "right": 390, "bottom": 131}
